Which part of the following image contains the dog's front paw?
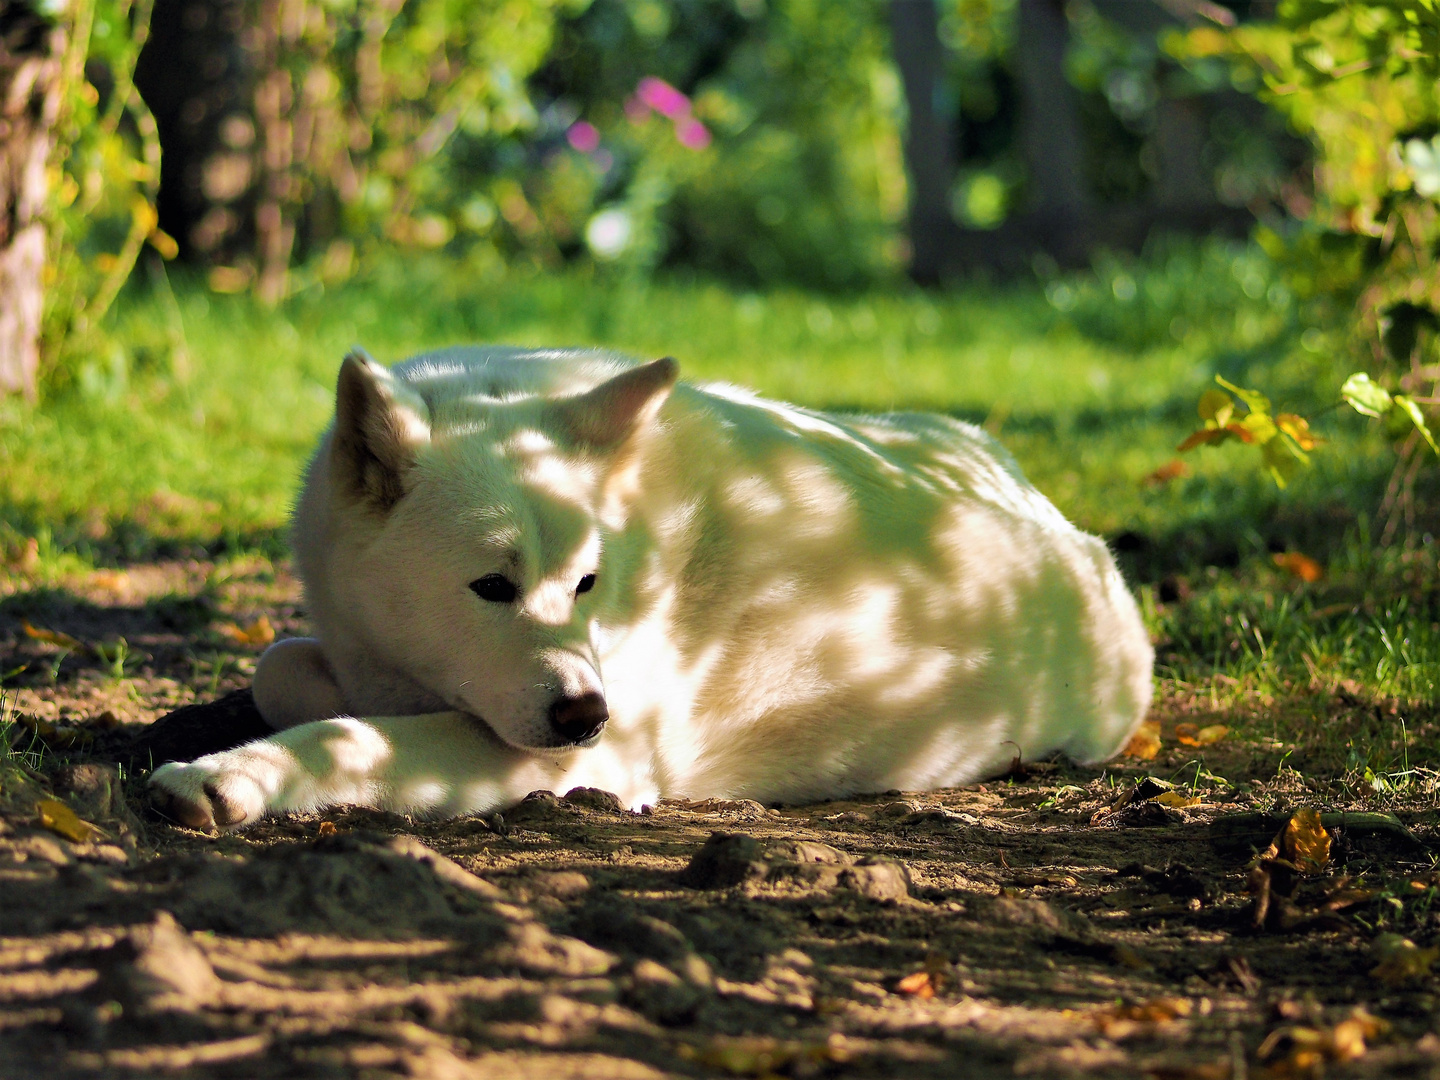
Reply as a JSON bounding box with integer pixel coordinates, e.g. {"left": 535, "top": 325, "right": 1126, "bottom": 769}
{"left": 148, "top": 759, "right": 266, "bottom": 831}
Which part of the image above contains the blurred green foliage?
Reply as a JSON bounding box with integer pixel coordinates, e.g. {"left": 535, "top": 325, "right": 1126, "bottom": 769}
{"left": 40, "top": 0, "right": 167, "bottom": 389}
{"left": 343, "top": 0, "right": 908, "bottom": 289}
{"left": 1170, "top": 0, "right": 1440, "bottom": 340}
{"left": 1167, "top": 0, "right": 1440, "bottom": 512}
{"left": 230, "top": 0, "right": 583, "bottom": 299}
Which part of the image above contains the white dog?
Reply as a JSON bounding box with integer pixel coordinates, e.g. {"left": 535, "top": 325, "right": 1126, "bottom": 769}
{"left": 148, "top": 346, "right": 1153, "bottom": 830}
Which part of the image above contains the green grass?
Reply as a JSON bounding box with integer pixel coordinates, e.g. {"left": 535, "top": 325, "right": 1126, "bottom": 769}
{"left": 0, "top": 240, "right": 1397, "bottom": 560}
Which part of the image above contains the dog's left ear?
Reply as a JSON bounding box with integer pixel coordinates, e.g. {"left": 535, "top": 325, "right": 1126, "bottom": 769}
{"left": 556, "top": 357, "right": 679, "bottom": 451}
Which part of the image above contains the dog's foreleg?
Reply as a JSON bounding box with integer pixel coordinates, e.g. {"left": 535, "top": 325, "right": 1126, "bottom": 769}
{"left": 147, "top": 712, "right": 547, "bottom": 831}
{"left": 252, "top": 637, "right": 348, "bottom": 730}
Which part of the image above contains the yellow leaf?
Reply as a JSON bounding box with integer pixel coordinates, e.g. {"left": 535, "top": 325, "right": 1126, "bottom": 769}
{"left": 1282, "top": 807, "right": 1331, "bottom": 874}
{"left": 216, "top": 615, "right": 275, "bottom": 648}
{"left": 1155, "top": 790, "right": 1202, "bottom": 808}
{"left": 895, "top": 971, "right": 935, "bottom": 998}
{"left": 1258, "top": 1009, "right": 1388, "bottom": 1072}
{"left": 1276, "top": 413, "right": 1322, "bottom": 451}
{"left": 1273, "top": 552, "right": 1324, "bottom": 583}
{"left": 36, "top": 799, "right": 105, "bottom": 844}
{"left": 1175, "top": 722, "right": 1229, "bottom": 746}
{"left": 1121, "top": 720, "right": 1162, "bottom": 760}
{"left": 22, "top": 621, "right": 84, "bottom": 652}
{"left": 1370, "top": 934, "right": 1439, "bottom": 986}
{"left": 1089, "top": 997, "right": 1191, "bottom": 1038}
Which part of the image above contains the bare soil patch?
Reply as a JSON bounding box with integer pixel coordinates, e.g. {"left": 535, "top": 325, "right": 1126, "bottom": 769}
{"left": 2, "top": 559, "right": 1439, "bottom": 1079}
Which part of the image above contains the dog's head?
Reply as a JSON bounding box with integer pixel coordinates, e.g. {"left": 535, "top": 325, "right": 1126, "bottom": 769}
{"left": 318, "top": 350, "right": 677, "bottom": 750}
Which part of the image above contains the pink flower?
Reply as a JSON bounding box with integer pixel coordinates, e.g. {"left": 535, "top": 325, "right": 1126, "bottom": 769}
{"left": 567, "top": 121, "right": 601, "bottom": 153}
{"left": 636, "top": 76, "right": 691, "bottom": 120}
{"left": 675, "top": 117, "right": 711, "bottom": 151}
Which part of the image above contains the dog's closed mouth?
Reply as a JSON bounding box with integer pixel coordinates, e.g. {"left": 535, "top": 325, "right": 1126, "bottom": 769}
{"left": 568, "top": 722, "right": 606, "bottom": 748}
{"left": 455, "top": 706, "right": 606, "bottom": 750}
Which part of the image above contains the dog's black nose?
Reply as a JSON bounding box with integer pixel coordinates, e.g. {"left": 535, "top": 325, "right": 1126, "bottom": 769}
{"left": 549, "top": 693, "right": 608, "bottom": 743}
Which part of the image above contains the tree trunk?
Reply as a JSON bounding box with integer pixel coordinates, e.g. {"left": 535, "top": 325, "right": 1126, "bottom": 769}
{"left": 1015, "top": 0, "right": 1090, "bottom": 220}
{"left": 0, "top": 6, "right": 63, "bottom": 400}
{"left": 890, "top": 0, "right": 955, "bottom": 285}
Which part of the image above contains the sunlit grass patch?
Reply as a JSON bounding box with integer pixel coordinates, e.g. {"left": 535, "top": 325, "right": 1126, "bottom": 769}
{"left": 0, "top": 240, "right": 1397, "bottom": 566}
{"left": 1146, "top": 543, "right": 1440, "bottom": 805}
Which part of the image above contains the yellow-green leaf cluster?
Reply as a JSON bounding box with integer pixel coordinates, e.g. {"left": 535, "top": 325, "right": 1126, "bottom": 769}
{"left": 1177, "top": 376, "right": 1317, "bottom": 487}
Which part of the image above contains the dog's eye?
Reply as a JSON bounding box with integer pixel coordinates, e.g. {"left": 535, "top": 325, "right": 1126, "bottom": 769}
{"left": 470, "top": 574, "right": 519, "bottom": 604}
{"left": 576, "top": 574, "right": 597, "bottom": 596}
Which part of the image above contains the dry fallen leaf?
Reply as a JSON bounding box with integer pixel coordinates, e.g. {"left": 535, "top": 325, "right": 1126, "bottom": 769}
{"left": 1175, "top": 722, "right": 1229, "bottom": 747}
{"left": 216, "top": 615, "right": 276, "bottom": 648}
{"left": 1121, "top": 720, "right": 1162, "bottom": 760}
{"left": 13, "top": 715, "right": 92, "bottom": 748}
{"left": 22, "top": 621, "right": 85, "bottom": 652}
{"left": 1248, "top": 807, "right": 1332, "bottom": 929}
{"left": 1143, "top": 459, "right": 1191, "bottom": 486}
{"left": 1154, "top": 790, "right": 1203, "bottom": 808}
{"left": 1282, "top": 807, "right": 1331, "bottom": 875}
{"left": 1273, "top": 552, "right": 1324, "bottom": 583}
{"left": 895, "top": 952, "right": 952, "bottom": 999}
{"left": 1082, "top": 996, "right": 1191, "bottom": 1039}
{"left": 36, "top": 799, "right": 105, "bottom": 844}
{"left": 895, "top": 971, "right": 935, "bottom": 998}
{"left": 1257, "top": 1007, "right": 1387, "bottom": 1076}
{"left": 1370, "top": 933, "right": 1439, "bottom": 986}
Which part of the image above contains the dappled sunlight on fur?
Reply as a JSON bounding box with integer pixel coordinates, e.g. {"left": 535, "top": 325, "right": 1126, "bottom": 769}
{"left": 150, "top": 346, "right": 1152, "bottom": 829}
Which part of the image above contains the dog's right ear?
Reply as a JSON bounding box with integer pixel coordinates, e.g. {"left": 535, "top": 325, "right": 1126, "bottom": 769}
{"left": 557, "top": 356, "right": 679, "bottom": 451}
{"left": 331, "top": 349, "right": 431, "bottom": 510}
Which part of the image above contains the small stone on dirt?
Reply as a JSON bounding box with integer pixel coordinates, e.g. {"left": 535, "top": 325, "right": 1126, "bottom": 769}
{"left": 680, "top": 831, "right": 770, "bottom": 888}
{"left": 840, "top": 857, "right": 912, "bottom": 902}
{"left": 562, "top": 787, "right": 624, "bottom": 812}
{"left": 385, "top": 834, "right": 504, "bottom": 899}
{"left": 625, "top": 958, "right": 705, "bottom": 1024}
{"left": 505, "top": 790, "right": 561, "bottom": 825}
{"left": 107, "top": 911, "right": 219, "bottom": 1013}
{"left": 879, "top": 799, "right": 922, "bottom": 817}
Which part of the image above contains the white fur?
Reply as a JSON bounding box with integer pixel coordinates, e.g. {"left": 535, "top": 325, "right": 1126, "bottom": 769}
{"left": 149, "top": 346, "right": 1153, "bottom": 830}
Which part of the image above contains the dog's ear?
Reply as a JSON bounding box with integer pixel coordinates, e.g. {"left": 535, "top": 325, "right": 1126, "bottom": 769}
{"left": 557, "top": 357, "right": 679, "bottom": 451}
{"left": 332, "top": 349, "right": 431, "bottom": 510}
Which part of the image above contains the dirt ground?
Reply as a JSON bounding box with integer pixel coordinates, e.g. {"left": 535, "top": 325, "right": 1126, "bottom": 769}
{"left": 2, "top": 557, "right": 1440, "bottom": 1079}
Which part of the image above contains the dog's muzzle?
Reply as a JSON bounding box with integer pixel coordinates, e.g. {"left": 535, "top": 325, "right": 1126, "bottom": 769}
{"left": 548, "top": 693, "right": 608, "bottom": 744}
